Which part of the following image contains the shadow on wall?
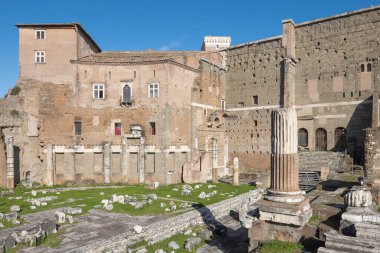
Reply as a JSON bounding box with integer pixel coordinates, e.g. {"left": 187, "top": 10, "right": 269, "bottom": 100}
{"left": 332, "top": 97, "right": 373, "bottom": 164}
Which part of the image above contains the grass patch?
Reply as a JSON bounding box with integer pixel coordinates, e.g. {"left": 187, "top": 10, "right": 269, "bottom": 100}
{"left": 0, "top": 182, "right": 255, "bottom": 219}
{"left": 309, "top": 214, "right": 324, "bottom": 223}
{"left": 259, "top": 240, "right": 303, "bottom": 253}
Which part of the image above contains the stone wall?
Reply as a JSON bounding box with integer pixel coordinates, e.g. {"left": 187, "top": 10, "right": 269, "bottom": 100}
{"left": 224, "top": 6, "right": 380, "bottom": 172}
{"left": 299, "top": 151, "right": 345, "bottom": 172}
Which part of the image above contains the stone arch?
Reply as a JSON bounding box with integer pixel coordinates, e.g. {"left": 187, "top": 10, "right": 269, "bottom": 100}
{"left": 315, "top": 128, "right": 327, "bottom": 151}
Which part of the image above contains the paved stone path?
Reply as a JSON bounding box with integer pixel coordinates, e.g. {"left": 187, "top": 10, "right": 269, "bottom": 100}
{"left": 18, "top": 209, "right": 164, "bottom": 253}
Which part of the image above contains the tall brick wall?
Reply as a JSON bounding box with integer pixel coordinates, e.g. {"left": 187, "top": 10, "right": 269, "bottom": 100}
{"left": 224, "top": 6, "right": 380, "bottom": 172}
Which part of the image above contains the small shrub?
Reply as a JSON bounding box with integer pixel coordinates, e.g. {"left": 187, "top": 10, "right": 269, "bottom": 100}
{"left": 10, "top": 86, "right": 21, "bottom": 96}
{"left": 10, "top": 110, "right": 19, "bottom": 117}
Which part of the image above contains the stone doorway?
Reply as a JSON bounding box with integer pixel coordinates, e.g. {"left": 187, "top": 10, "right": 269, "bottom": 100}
{"left": 315, "top": 128, "right": 327, "bottom": 151}
{"left": 334, "top": 127, "right": 346, "bottom": 151}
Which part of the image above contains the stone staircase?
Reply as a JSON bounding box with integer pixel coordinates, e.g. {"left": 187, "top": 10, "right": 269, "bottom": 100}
{"left": 299, "top": 152, "right": 345, "bottom": 172}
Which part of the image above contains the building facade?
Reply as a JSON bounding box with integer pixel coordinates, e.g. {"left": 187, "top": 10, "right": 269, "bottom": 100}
{"left": 1, "top": 6, "right": 380, "bottom": 187}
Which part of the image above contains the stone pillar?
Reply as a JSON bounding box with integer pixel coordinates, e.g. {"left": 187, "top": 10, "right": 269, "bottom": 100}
{"left": 138, "top": 137, "right": 145, "bottom": 184}
{"left": 5, "top": 137, "right": 14, "bottom": 189}
{"left": 46, "top": 144, "right": 54, "bottom": 186}
{"left": 233, "top": 157, "right": 239, "bottom": 186}
{"left": 211, "top": 138, "right": 218, "bottom": 182}
{"left": 121, "top": 135, "right": 128, "bottom": 182}
{"left": 103, "top": 142, "right": 111, "bottom": 184}
{"left": 372, "top": 59, "right": 379, "bottom": 128}
{"left": 224, "top": 136, "right": 229, "bottom": 176}
{"left": 282, "top": 19, "right": 296, "bottom": 59}
{"left": 267, "top": 107, "right": 303, "bottom": 202}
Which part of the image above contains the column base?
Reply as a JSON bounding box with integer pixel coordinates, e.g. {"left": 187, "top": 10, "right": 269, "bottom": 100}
{"left": 258, "top": 197, "right": 312, "bottom": 227}
{"left": 265, "top": 189, "right": 305, "bottom": 204}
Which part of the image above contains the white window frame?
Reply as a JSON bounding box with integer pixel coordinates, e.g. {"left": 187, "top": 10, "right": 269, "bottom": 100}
{"left": 35, "top": 30, "right": 46, "bottom": 40}
{"left": 148, "top": 83, "right": 159, "bottom": 98}
{"left": 93, "top": 83, "right": 105, "bottom": 99}
{"left": 35, "top": 51, "right": 45, "bottom": 63}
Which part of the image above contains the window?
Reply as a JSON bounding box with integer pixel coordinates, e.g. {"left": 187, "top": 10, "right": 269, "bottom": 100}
{"left": 148, "top": 83, "right": 159, "bottom": 97}
{"left": 35, "top": 51, "right": 45, "bottom": 63}
{"left": 221, "top": 99, "right": 225, "bottom": 111}
{"left": 74, "top": 122, "right": 82, "bottom": 136}
{"left": 298, "top": 128, "right": 308, "bottom": 147}
{"left": 203, "top": 108, "right": 207, "bottom": 116}
{"left": 35, "top": 30, "right": 45, "bottom": 40}
{"left": 367, "top": 63, "right": 372, "bottom": 72}
{"left": 361, "top": 64, "right": 365, "bottom": 72}
{"left": 114, "top": 122, "right": 121, "bottom": 136}
{"left": 238, "top": 102, "right": 245, "bottom": 107}
{"left": 150, "top": 122, "right": 156, "bottom": 135}
{"left": 121, "top": 83, "right": 132, "bottom": 105}
{"left": 252, "top": 96, "right": 258, "bottom": 105}
{"left": 93, "top": 83, "right": 105, "bottom": 99}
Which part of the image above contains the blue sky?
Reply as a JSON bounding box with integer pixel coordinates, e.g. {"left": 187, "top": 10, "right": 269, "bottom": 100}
{"left": 0, "top": 0, "right": 379, "bottom": 96}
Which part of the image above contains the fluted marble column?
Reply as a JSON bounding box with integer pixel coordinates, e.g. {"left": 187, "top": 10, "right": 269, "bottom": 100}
{"left": 266, "top": 107, "right": 304, "bottom": 203}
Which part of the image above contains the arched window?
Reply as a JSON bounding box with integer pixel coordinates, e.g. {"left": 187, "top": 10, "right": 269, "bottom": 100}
{"left": 298, "top": 128, "right": 308, "bottom": 147}
{"left": 367, "top": 63, "right": 372, "bottom": 72}
{"left": 334, "top": 127, "right": 346, "bottom": 151}
{"left": 122, "top": 84, "right": 132, "bottom": 105}
{"left": 315, "top": 128, "right": 327, "bottom": 151}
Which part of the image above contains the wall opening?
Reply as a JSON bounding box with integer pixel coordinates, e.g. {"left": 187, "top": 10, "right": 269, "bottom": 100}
{"left": 298, "top": 128, "right": 308, "bottom": 148}
{"left": 315, "top": 128, "right": 327, "bottom": 151}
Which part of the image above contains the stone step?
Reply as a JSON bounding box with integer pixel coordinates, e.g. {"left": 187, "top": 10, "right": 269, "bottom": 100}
{"left": 325, "top": 232, "right": 380, "bottom": 253}
{"left": 325, "top": 242, "right": 379, "bottom": 253}
{"left": 355, "top": 222, "right": 380, "bottom": 239}
{"left": 317, "top": 247, "right": 350, "bottom": 253}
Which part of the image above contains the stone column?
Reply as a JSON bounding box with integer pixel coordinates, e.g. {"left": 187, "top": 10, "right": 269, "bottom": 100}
{"left": 5, "top": 137, "right": 14, "bottom": 189}
{"left": 266, "top": 107, "right": 303, "bottom": 202}
{"left": 233, "top": 157, "right": 239, "bottom": 186}
{"left": 138, "top": 137, "right": 145, "bottom": 184}
{"left": 211, "top": 138, "right": 218, "bottom": 182}
{"left": 224, "top": 136, "right": 229, "bottom": 176}
{"left": 372, "top": 59, "right": 379, "bottom": 128}
{"left": 46, "top": 144, "right": 54, "bottom": 186}
{"left": 121, "top": 135, "right": 128, "bottom": 182}
{"left": 103, "top": 142, "right": 111, "bottom": 184}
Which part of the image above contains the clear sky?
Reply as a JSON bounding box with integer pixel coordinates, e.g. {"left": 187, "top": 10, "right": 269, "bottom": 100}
{"left": 0, "top": 0, "right": 379, "bottom": 96}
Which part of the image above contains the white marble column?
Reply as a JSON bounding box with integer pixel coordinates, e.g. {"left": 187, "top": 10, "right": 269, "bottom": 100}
{"left": 121, "top": 135, "right": 128, "bottom": 182}
{"left": 138, "top": 137, "right": 145, "bottom": 184}
{"left": 46, "top": 144, "right": 54, "bottom": 186}
{"left": 5, "top": 137, "right": 14, "bottom": 189}
{"left": 103, "top": 142, "right": 111, "bottom": 184}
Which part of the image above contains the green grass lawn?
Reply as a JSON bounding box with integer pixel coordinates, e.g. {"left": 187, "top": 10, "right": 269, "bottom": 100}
{"left": 0, "top": 182, "right": 254, "bottom": 219}
{"left": 258, "top": 240, "right": 304, "bottom": 253}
